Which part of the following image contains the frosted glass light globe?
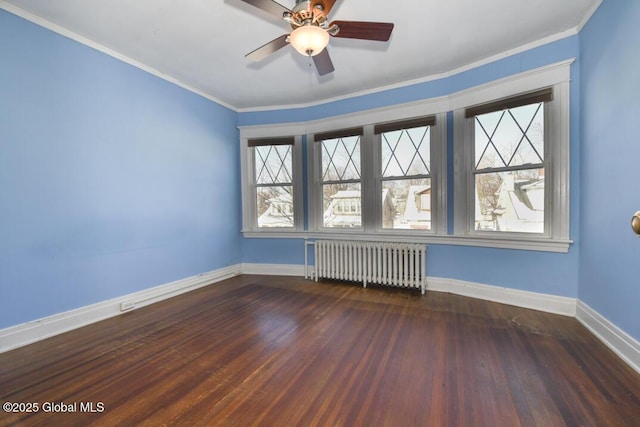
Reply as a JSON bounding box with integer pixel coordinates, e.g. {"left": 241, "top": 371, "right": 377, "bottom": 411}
{"left": 289, "top": 25, "right": 329, "bottom": 57}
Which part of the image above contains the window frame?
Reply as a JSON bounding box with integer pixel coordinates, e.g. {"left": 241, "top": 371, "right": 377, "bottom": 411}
{"left": 240, "top": 132, "right": 304, "bottom": 233}
{"left": 374, "top": 116, "right": 443, "bottom": 234}
{"left": 452, "top": 63, "right": 571, "bottom": 249}
{"left": 469, "top": 93, "right": 548, "bottom": 236}
{"left": 314, "top": 127, "right": 365, "bottom": 231}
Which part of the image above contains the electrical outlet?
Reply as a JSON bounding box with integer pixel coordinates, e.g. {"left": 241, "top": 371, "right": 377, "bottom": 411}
{"left": 120, "top": 301, "right": 135, "bottom": 312}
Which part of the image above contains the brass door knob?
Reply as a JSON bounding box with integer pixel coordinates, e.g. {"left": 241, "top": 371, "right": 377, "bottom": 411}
{"left": 633, "top": 211, "right": 640, "bottom": 236}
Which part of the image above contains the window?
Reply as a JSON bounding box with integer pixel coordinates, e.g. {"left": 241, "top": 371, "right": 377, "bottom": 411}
{"left": 315, "top": 128, "right": 363, "bottom": 229}
{"left": 454, "top": 79, "right": 570, "bottom": 248}
{"left": 240, "top": 135, "right": 303, "bottom": 232}
{"left": 376, "top": 117, "right": 435, "bottom": 230}
{"left": 308, "top": 115, "right": 446, "bottom": 236}
{"left": 241, "top": 59, "right": 570, "bottom": 251}
{"left": 254, "top": 140, "right": 294, "bottom": 228}
{"left": 470, "top": 89, "right": 550, "bottom": 233}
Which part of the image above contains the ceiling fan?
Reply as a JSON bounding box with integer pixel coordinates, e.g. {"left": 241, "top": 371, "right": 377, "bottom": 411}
{"left": 241, "top": 0, "right": 394, "bottom": 76}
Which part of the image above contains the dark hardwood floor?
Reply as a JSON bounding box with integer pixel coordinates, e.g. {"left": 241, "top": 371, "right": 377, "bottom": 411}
{"left": 1, "top": 275, "right": 639, "bottom": 426}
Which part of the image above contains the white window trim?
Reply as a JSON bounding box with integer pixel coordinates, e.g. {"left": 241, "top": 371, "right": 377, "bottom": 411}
{"left": 239, "top": 129, "right": 304, "bottom": 233}
{"left": 452, "top": 60, "right": 572, "bottom": 251}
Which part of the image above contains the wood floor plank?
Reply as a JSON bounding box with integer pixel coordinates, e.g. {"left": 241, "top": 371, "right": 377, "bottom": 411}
{"left": 1, "top": 275, "right": 639, "bottom": 426}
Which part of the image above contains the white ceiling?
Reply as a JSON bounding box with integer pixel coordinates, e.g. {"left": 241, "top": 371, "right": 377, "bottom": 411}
{"left": 0, "top": 0, "right": 600, "bottom": 111}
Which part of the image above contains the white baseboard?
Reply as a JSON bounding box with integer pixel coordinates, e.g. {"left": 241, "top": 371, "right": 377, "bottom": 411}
{"left": 576, "top": 300, "right": 640, "bottom": 374}
{"left": 0, "top": 265, "right": 240, "bottom": 354}
{"left": 427, "top": 276, "right": 577, "bottom": 316}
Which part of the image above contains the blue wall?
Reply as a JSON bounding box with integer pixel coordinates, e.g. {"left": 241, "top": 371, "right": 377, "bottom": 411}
{"left": 579, "top": 1, "right": 640, "bottom": 340}
{"left": 0, "top": 10, "right": 241, "bottom": 328}
{"left": 240, "top": 36, "right": 582, "bottom": 299}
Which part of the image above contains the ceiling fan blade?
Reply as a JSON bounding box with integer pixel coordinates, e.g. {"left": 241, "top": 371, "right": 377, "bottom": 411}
{"left": 330, "top": 20, "right": 394, "bottom": 41}
{"left": 311, "top": 0, "right": 336, "bottom": 16}
{"left": 245, "top": 34, "right": 290, "bottom": 62}
{"left": 240, "top": 0, "right": 293, "bottom": 20}
{"left": 313, "top": 48, "right": 334, "bottom": 76}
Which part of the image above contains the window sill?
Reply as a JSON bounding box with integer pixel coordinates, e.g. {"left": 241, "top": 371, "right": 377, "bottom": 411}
{"left": 242, "top": 230, "right": 572, "bottom": 253}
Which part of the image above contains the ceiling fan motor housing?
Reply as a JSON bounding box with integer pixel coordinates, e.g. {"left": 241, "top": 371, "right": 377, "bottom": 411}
{"left": 288, "top": 1, "right": 328, "bottom": 29}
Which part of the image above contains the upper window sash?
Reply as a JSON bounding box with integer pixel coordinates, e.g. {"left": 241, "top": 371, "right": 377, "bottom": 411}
{"left": 471, "top": 100, "right": 546, "bottom": 174}
{"left": 377, "top": 117, "right": 434, "bottom": 180}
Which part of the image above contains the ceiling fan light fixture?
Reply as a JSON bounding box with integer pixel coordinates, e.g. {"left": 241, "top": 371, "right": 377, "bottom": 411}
{"left": 289, "top": 25, "right": 329, "bottom": 57}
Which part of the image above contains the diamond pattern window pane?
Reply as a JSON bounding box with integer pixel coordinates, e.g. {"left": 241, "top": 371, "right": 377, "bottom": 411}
{"left": 382, "top": 127, "right": 430, "bottom": 178}
{"left": 255, "top": 145, "right": 292, "bottom": 185}
{"left": 475, "top": 103, "right": 544, "bottom": 170}
{"left": 321, "top": 136, "right": 361, "bottom": 182}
